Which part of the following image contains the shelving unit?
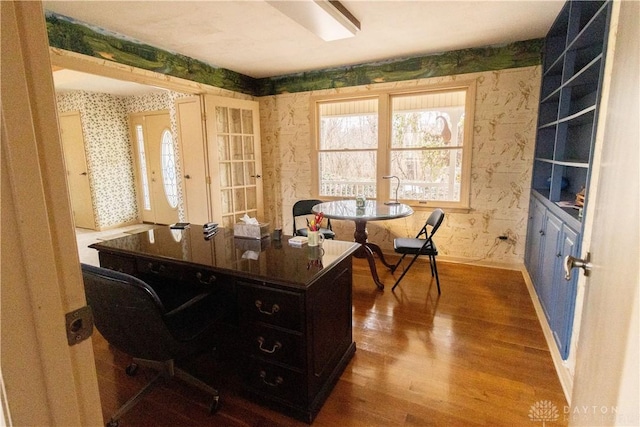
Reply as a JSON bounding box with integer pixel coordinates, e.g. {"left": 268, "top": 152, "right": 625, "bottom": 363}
{"left": 531, "top": 0, "right": 611, "bottom": 220}
{"left": 526, "top": 0, "right": 612, "bottom": 359}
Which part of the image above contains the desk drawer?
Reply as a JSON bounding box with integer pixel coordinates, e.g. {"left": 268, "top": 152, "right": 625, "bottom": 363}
{"left": 137, "top": 258, "right": 218, "bottom": 287}
{"left": 245, "top": 323, "right": 304, "bottom": 368}
{"left": 237, "top": 282, "right": 303, "bottom": 331}
{"left": 99, "top": 253, "right": 136, "bottom": 275}
{"left": 246, "top": 359, "right": 306, "bottom": 405}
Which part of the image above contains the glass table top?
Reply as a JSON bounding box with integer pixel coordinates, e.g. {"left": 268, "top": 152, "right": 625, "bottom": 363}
{"left": 312, "top": 200, "right": 413, "bottom": 221}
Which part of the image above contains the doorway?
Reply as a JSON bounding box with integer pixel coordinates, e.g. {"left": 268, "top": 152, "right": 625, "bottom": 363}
{"left": 130, "top": 110, "right": 179, "bottom": 225}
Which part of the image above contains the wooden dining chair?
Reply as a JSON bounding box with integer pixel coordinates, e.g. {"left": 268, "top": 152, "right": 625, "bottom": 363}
{"left": 390, "top": 208, "right": 445, "bottom": 293}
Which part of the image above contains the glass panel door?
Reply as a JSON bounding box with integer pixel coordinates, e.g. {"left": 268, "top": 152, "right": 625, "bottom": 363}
{"left": 204, "top": 96, "right": 263, "bottom": 228}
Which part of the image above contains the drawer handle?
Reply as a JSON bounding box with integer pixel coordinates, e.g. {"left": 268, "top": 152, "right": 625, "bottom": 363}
{"left": 147, "top": 262, "right": 165, "bottom": 274}
{"left": 196, "top": 272, "right": 216, "bottom": 285}
{"left": 255, "top": 300, "right": 279, "bottom": 315}
{"left": 257, "top": 336, "right": 282, "bottom": 354}
{"left": 259, "top": 370, "right": 283, "bottom": 387}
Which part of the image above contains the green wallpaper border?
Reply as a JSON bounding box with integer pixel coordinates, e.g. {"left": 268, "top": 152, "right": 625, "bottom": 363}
{"left": 46, "top": 11, "right": 542, "bottom": 97}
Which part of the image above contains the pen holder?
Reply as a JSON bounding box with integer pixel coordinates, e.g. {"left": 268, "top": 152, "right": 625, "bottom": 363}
{"left": 307, "top": 231, "right": 324, "bottom": 247}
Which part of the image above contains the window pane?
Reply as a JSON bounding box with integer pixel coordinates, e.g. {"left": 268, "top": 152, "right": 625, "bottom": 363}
{"left": 390, "top": 148, "right": 462, "bottom": 201}
{"left": 221, "top": 189, "right": 232, "bottom": 214}
{"left": 160, "top": 129, "right": 178, "bottom": 208}
{"left": 246, "top": 187, "right": 257, "bottom": 210}
{"left": 218, "top": 135, "right": 230, "bottom": 161}
{"left": 135, "top": 125, "right": 151, "bottom": 210}
{"left": 229, "top": 108, "right": 241, "bottom": 133}
{"left": 245, "top": 161, "right": 256, "bottom": 185}
{"left": 243, "top": 136, "right": 255, "bottom": 160}
{"left": 319, "top": 151, "right": 377, "bottom": 198}
{"left": 391, "top": 91, "right": 465, "bottom": 148}
{"left": 231, "top": 136, "right": 243, "bottom": 160}
{"left": 234, "top": 188, "right": 245, "bottom": 211}
{"left": 216, "top": 106, "right": 228, "bottom": 133}
{"left": 241, "top": 109, "right": 253, "bottom": 134}
{"left": 220, "top": 163, "right": 231, "bottom": 188}
{"left": 319, "top": 99, "right": 378, "bottom": 150}
{"left": 232, "top": 162, "right": 245, "bottom": 186}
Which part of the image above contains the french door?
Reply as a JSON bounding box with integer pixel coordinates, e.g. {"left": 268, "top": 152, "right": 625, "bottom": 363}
{"left": 130, "top": 110, "right": 179, "bottom": 225}
{"left": 203, "top": 96, "right": 263, "bottom": 227}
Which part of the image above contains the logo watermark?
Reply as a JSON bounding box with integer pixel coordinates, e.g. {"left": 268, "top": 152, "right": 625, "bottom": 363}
{"left": 529, "top": 400, "right": 559, "bottom": 426}
{"left": 529, "top": 400, "right": 634, "bottom": 424}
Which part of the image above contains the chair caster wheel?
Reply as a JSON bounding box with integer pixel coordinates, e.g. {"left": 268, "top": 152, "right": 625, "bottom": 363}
{"left": 209, "top": 395, "right": 220, "bottom": 414}
{"left": 125, "top": 363, "right": 138, "bottom": 376}
{"left": 106, "top": 419, "right": 119, "bottom": 427}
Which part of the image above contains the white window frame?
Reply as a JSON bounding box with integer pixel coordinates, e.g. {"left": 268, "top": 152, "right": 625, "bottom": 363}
{"left": 311, "top": 80, "right": 476, "bottom": 210}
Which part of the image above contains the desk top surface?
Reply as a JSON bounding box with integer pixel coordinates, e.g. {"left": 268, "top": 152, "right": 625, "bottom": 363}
{"left": 312, "top": 200, "right": 413, "bottom": 222}
{"left": 90, "top": 226, "right": 360, "bottom": 288}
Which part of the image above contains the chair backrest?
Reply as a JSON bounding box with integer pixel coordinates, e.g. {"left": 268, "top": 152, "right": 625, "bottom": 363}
{"left": 81, "top": 263, "right": 182, "bottom": 361}
{"left": 292, "top": 199, "right": 331, "bottom": 235}
{"left": 417, "top": 208, "right": 445, "bottom": 241}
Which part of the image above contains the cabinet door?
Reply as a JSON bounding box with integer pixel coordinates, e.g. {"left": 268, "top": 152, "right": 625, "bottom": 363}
{"left": 552, "top": 224, "right": 579, "bottom": 358}
{"left": 538, "top": 210, "right": 563, "bottom": 323}
{"left": 526, "top": 197, "right": 546, "bottom": 288}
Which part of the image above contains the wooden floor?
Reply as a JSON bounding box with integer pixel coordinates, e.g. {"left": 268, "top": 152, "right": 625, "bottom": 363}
{"left": 91, "top": 257, "right": 568, "bottom": 426}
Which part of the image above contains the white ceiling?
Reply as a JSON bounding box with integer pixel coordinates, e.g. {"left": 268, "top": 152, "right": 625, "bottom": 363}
{"left": 45, "top": 0, "right": 564, "bottom": 95}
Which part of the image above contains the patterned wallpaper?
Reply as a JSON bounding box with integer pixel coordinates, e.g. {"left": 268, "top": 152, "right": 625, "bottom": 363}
{"left": 260, "top": 66, "right": 541, "bottom": 267}
{"left": 56, "top": 90, "right": 191, "bottom": 229}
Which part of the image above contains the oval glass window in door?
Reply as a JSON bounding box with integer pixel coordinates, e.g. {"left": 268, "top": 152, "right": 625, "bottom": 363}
{"left": 160, "top": 129, "right": 178, "bottom": 208}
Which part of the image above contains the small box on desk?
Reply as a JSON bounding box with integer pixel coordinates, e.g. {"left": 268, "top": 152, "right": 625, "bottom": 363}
{"left": 233, "top": 222, "right": 270, "bottom": 239}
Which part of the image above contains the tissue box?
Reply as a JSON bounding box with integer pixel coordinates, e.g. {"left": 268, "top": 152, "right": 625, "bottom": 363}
{"left": 233, "top": 222, "right": 270, "bottom": 239}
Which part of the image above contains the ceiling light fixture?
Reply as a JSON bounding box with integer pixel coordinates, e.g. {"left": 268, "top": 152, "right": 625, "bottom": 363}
{"left": 267, "top": 0, "right": 360, "bottom": 42}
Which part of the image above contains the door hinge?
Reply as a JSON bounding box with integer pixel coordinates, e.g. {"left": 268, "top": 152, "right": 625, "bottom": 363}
{"left": 65, "top": 305, "right": 94, "bottom": 346}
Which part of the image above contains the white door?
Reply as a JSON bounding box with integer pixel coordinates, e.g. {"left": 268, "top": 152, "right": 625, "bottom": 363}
{"left": 59, "top": 111, "right": 96, "bottom": 229}
{"left": 204, "top": 95, "right": 264, "bottom": 227}
{"left": 570, "top": 2, "right": 639, "bottom": 425}
{"left": 176, "top": 96, "right": 210, "bottom": 224}
{"left": 2, "top": 1, "right": 103, "bottom": 425}
{"left": 130, "top": 111, "right": 179, "bottom": 225}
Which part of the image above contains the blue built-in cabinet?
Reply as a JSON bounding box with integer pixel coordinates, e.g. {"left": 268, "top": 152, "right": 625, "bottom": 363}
{"left": 526, "top": 0, "right": 612, "bottom": 359}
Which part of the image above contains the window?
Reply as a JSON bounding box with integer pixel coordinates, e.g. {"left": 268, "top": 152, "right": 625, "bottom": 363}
{"left": 313, "top": 82, "right": 475, "bottom": 209}
{"left": 135, "top": 124, "right": 151, "bottom": 210}
{"left": 160, "top": 129, "right": 178, "bottom": 208}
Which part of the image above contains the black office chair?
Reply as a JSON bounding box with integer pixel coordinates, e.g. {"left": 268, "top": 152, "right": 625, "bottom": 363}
{"left": 81, "top": 263, "right": 224, "bottom": 427}
{"left": 292, "top": 199, "right": 335, "bottom": 239}
{"left": 390, "top": 208, "right": 445, "bottom": 293}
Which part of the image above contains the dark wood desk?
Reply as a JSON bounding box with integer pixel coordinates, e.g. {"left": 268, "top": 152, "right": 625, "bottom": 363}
{"left": 313, "top": 200, "right": 413, "bottom": 290}
{"left": 89, "top": 226, "right": 359, "bottom": 423}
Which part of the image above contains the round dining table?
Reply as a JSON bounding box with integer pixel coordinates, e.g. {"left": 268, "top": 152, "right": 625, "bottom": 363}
{"left": 312, "top": 200, "right": 414, "bottom": 290}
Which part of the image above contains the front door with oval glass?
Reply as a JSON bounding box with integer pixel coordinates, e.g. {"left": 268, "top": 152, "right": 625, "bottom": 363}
{"left": 130, "top": 110, "right": 179, "bottom": 225}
